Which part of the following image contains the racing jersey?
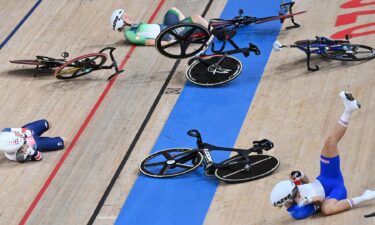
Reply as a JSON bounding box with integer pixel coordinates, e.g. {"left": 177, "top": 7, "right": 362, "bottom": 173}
{"left": 124, "top": 23, "right": 162, "bottom": 45}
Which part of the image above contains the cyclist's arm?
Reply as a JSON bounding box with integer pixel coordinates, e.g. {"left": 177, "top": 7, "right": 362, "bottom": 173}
{"left": 124, "top": 29, "right": 147, "bottom": 45}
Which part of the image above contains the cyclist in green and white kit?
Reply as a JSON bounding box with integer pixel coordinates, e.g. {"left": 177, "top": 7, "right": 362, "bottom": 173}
{"left": 110, "top": 7, "right": 209, "bottom": 46}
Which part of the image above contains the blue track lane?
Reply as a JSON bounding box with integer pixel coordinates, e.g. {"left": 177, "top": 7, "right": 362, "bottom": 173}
{"left": 116, "top": 0, "right": 283, "bottom": 224}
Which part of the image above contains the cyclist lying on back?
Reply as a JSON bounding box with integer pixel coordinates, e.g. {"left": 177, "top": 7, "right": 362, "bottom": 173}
{"left": 110, "top": 7, "right": 209, "bottom": 46}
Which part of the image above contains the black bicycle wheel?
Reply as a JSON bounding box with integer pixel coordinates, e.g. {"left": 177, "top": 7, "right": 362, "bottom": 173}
{"left": 215, "top": 154, "right": 280, "bottom": 183}
{"left": 186, "top": 55, "right": 242, "bottom": 86}
{"left": 321, "top": 44, "right": 375, "bottom": 61}
{"left": 155, "top": 23, "right": 211, "bottom": 59}
{"left": 139, "top": 148, "right": 204, "bottom": 178}
{"left": 54, "top": 53, "right": 107, "bottom": 79}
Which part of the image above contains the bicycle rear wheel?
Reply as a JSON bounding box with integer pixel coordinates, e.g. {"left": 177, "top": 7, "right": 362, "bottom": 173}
{"left": 155, "top": 23, "right": 211, "bottom": 59}
{"left": 139, "top": 148, "right": 204, "bottom": 178}
{"left": 215, "top": 154, "right": 280, "bottom": 183}
{"left": 321, "top": 44, "right": 375, "bottom": 61}
{"left": 186, "top": 55, "right": 242, "bottom": 86}
{"left": 54, "top": 53, "right": 107, "bottom": 79}
{"left": 10, "top": 59, "right": 63, "bottom": 69}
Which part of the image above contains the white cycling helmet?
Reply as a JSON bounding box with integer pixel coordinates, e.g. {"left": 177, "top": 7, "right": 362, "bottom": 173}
{"left": 270, "top": 180, "right": 298, "bottom": 207}
{"left": 0, "top": 132, "right": 25, "bottom": 153}
{"left": 111, "top": 9, "right": 126, "bottom": 31}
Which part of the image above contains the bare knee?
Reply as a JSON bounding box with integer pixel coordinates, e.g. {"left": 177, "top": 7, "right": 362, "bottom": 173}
{"left": 321, "top": 205, "right": 337, "bottom": 216}
{"left": 170, "top": 6, "right": 178, "bottom": 11}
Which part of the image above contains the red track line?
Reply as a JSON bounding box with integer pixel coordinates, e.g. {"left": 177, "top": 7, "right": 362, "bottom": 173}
{"left": 19, "top": 1, "right": 165, "bottom": 224}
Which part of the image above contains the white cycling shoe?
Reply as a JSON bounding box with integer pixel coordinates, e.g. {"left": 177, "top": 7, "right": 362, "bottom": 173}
{"left": 340, "top": 91, "right": 361, "bottom": 111}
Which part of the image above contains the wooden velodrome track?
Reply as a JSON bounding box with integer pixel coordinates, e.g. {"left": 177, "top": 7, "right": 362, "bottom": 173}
{"left": 0, "top": 0, "right": 374, "bottom": 224}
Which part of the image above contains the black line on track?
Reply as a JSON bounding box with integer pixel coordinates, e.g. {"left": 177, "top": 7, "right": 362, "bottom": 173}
{"left": 87, "top": 1, "right": 214, "bottom": 224}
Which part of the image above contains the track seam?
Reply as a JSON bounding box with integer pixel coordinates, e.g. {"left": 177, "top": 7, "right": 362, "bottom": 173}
{"left": 87, "top": 1, "right": 214, "bottom": 224}
{"left": 18, "top": 1, "right": 166, "bottom": 224}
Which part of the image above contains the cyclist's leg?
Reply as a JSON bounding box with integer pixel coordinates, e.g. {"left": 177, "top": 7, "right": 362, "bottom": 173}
{"left": 34, "top": 136, "right": 64, "bottom": 152}
{"left": 163, "top": 7, "right": 185, "bottom": 26}
{"left": 321, "top": 188, "right": 375, "bottom": 215}
{"left": 189, "top": 15, "right": 209, "bottom": 28}
{"left": 321, "top": 91, "right": 360, "bottom": 158}
{"left": 318, "top": 91, "right": 374, "bottom": 215}
{"left": 22, "top": 119, "right": 50, "bottom": 136}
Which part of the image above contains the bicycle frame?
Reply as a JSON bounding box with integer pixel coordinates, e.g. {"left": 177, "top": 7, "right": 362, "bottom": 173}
{"left": 275, "top": 36, "right": 354, "bottom": 71}
{"left": 208, "top": 1, "right": 305, "bottom": 30}
{"left": 187, "top": 130, "right": 272, "bottom": 174}
{"left": 187, "top": 28, "right": 260, "bottom": 67}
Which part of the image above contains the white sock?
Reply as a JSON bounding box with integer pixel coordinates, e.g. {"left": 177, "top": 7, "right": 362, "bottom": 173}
{"left": 348, "top": 190, "right": 375, "bottom": 208}
{"left": 339, "top": 110, "right": 352, "bottom": 126}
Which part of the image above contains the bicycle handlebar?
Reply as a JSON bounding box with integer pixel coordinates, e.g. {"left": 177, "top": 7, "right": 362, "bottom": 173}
{"left": 187, "top": 129, "right": 273, "bottom": 153}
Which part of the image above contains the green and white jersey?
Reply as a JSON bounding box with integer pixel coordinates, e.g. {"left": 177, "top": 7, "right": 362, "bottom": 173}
{"left": 124, "top": 23, "right": 162, "bottom": 45}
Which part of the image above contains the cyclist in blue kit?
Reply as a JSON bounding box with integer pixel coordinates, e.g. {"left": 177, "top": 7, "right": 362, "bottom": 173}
{"left": 0, "top": 119, "right": 65, "bottom": 163}
{"left": 270, "top": 91, "right": 375, "bottom": 219}
{"left": 110, "top": 7, "right": 209, "bottom": 46}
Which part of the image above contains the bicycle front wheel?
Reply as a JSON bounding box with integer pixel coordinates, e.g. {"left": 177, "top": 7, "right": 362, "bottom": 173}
{"left": 186, "top": 55, "right": 242, "bottom": 86}
{"left": 215, "top": 154, "right": 280, "bottom": 183}
{"left": 321, "top": 44, "right": 375, "bottom": 61}
{"left": 139, "top": 148, "right": 204, "bottom": 178}
{"left": 155, "top": 23, "right": 211, "bottom": 59}
{"left": 54, "top": 53, "right": 107, "bottom": 79}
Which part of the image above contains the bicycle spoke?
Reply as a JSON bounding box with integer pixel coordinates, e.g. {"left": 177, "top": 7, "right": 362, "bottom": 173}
{"left": 144, "top": 161, "right": 167, "bottom": 167}
{"left": 160, "top": 40, "right": 180, "bottom": 50}
{"left": 175, "top": 153, "right": 196, "bottom": 164}
{"left": 161, "top": 151, "right": 174, "bottom": 160}
{"left": 175, "top": 163, "right": 195, "bottom": 169}
{"left": 346, "top": 53, "right": 357, "bottom": 59}
{"left": 190, "top": 36, "right": 210, "bottom": 44}
{"left": 159, "top": 164, "right": 171, "bottom": 175}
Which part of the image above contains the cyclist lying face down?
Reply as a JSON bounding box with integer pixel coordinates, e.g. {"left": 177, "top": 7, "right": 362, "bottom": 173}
{"left": 110, "top": 7, "right": 209, "bottom": 46}
{"left": 0, "top": 119, "right": 65, "bottom": 163}
{"left": 270, "top": 91, "right": 375, "bottom": 219}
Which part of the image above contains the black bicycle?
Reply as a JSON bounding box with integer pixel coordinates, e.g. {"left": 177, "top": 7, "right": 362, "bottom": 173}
{"left": 155, "top": 1, "right": 305, "bottom": 59}
{"left": 155, "top": 2, "right": 305, "bottom": 86}
{"left": 273, "top": 35, "right": 375, "bottom": 71}
{"left": 10, "top": 47, "right": 123, "bottom": 80}
{"left": 139, "top": 130, "right": 280, "bottom": 183}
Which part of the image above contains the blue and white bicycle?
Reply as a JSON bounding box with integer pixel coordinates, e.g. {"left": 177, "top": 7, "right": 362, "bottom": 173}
{"left": 273, "top": 36, "right": 375, "bottom": 71}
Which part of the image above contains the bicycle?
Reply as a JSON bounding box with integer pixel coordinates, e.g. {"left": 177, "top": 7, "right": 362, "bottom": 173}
{"left": 273, "top": 35, "right": 375, "bottom": 71}
{"left": 10, "top": 47, "right": 124, "bottom": 80}
{"left": 139, "top": 129, "right": 280, "bottom": 183}
{"left": 155, "top": 2, "right": 306, "bottom": 86}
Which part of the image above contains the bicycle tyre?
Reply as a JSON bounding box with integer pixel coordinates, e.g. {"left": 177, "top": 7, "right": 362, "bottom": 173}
{"left": 186, "top": 55, "right": 242, "bottom": 86}
{"left": 139, "top": 148, "right": 204, "bottom": 178}
{"left": 321, "top": 44, "right": 375, "bottom": 61}
{"left": 155, "top": 23, "right": 211, "bottom": 59}
{"left": 215, "top": 154, "right": 280, "bottom": 183}
{"left": 54, "top": 53, "right": 107, "bottom": 79}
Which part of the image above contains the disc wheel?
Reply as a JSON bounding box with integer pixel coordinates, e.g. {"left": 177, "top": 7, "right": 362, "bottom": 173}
{"left": 139, "top": 148, "right": 204, "bottom": 178}
{"left": 54, "top": 53, "right": 107, "bottom": 79}
{"left": 321, "top": 44, "right": 375, "bottom": 61}
{"left": 155, "top": 23, "right": 211, "bottom": 59}
{"left": 215, "top": 154, "right": 280, "bottom": 183}
{"left": 186, "top": 55, "right": 242, "bottom": 86}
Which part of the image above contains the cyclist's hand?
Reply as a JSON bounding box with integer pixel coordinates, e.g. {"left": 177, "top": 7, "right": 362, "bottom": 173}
{"left": 290, "top": 171, "right": 304, "bottom": 185}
